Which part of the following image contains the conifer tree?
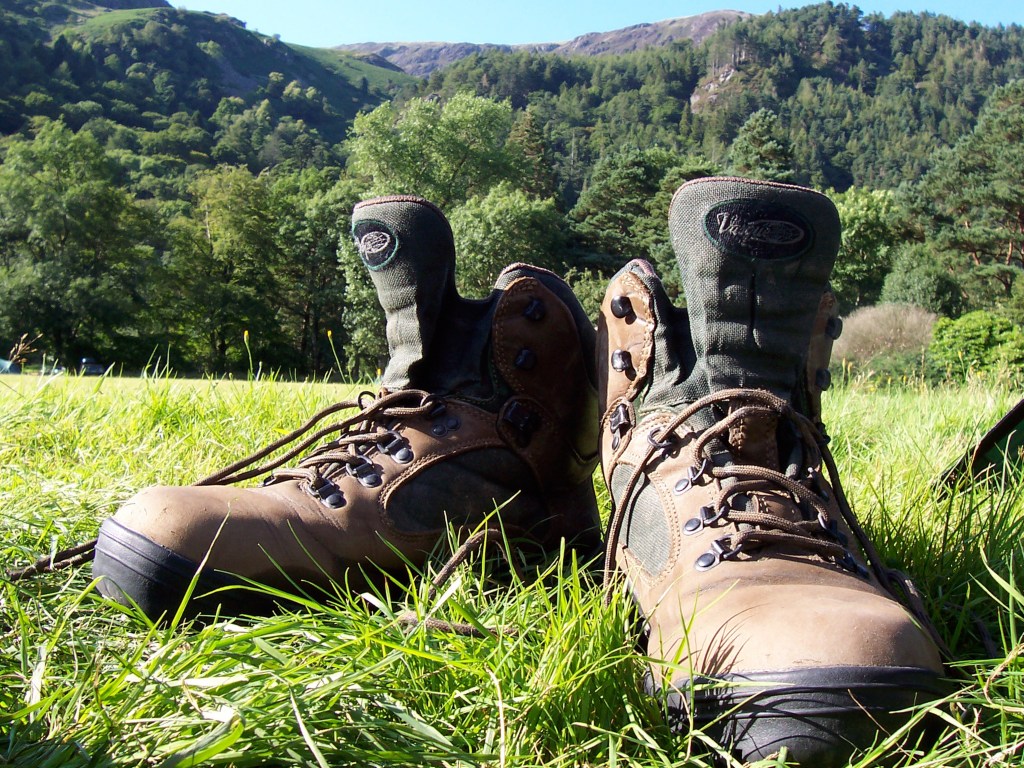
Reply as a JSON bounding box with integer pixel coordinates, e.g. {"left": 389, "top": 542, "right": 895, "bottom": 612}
{"left": 727, "top": 108, "right": 794, "bottom": 182}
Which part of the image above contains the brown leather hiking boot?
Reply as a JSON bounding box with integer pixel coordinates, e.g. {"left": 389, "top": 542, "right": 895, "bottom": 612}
{"left": 598, "top": 177, "right": 946, "bottom": 766}
{"left": 94, "top": 195, "right": 601, "bottom": 619}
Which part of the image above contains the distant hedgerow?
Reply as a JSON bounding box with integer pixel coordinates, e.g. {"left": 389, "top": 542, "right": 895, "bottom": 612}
{"left": 928, "top": 309, "right": 1024, "bottom": 382}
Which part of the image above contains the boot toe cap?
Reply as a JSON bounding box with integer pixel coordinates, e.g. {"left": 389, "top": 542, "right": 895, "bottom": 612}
{"left": 644, "top": 580, "right": 948, "bottom": 762}
{"left": 94, "top": 484, "right": 323, "bottom": 620}
{"left": 93, "top": 515, "right": 270, "bottom": 620}
{"left": 655, "top": 664, "right": 950, "bottom": 767}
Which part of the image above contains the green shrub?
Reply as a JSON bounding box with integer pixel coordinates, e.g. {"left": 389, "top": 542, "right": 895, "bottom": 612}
{"left": 880, "top": 243, "right": 964, "bottom": 317}
{"left": 927, "top": 309, "right": 1024, "bottom": 381}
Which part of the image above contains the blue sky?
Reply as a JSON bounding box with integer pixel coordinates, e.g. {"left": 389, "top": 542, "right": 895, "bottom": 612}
{"left": 176, "top": 1, "right": 1022, "bottom": 47}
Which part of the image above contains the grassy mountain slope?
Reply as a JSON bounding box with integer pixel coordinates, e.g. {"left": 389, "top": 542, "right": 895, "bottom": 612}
{"left": 0, "top": 0, "right": 415, "bottom": 142}
{"left": 2, "top": 2, "right": 1023, "bottom": 195}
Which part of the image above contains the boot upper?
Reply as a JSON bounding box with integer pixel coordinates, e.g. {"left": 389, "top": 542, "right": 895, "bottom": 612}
{"left": 597, "top": 177, "right": 944, "bottom": 693}
{"left": 98, "top": 195, "right": 602, "bottom": 613}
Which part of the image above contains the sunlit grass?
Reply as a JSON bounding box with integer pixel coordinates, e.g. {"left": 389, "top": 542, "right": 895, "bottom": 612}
{"left": 2, "top": 373, "right": 1023, "bottom": 766}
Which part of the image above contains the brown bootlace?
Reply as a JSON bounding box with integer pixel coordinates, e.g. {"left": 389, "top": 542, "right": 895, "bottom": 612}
{"left": 6, "top": 389, "right": 443, "bottom": 582}
{"left": 196, "top": 388, "right": 443, "bottom": 486}
{"left": 601, "top": 387, "right": 954, "bottom": 660}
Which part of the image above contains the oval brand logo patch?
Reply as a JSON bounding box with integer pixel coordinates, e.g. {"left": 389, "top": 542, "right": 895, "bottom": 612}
{"left": 360, "top": 230, "right": 392, "bottom": 255}
{"left": 704, "top": 200, "right": 812, "bottom": 261}
{"left": 353, "top": 219, "right": 399, "bottom": 270}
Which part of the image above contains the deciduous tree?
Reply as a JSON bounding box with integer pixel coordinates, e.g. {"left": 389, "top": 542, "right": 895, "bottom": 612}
{"left": 448, "top": 184, "right": 566, "bottom": 298}
{"left": 346, "top": 93, "right": 520, "bottom": 208}
{"left": 0, "top": 120, "right": 156, "bottom": 365}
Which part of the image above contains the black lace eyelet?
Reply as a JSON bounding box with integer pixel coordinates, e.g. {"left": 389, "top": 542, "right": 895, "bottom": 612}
{"left": 840, "top": 551, "right": 869, "bottom": 579}
{"left": 309, "top": 477, "right": 345, "bottom": 507}
{"left": 523, "top": 297, "right": 546, "bottom": 321}
{"left": 377, "top": 431, "right": 414, "bottom": 464}
{"left": 345, "top": 458, "right": 382, "bottom": 488}
{"left": 611, "top": 349, "right": 633, "bottom": 373}
{"left": 700, "top": 504, "right": 726, "bottom": 525}
{"left": 826, "top": 316, "right": 843, "bottom": 340}
{"left": 647, "top": 429, "right": 676, "bottom": 452}
{"left": 695, "top": 552, "right": 718, "bottom": 570}
{"left": 515, "top": 348, "right": 537, "bottom": 370}
{"left": 430, "top": 413, "right": 461, "bottom": 438}
{"left": 695, "top": 537, "right": 739, "bottom": 571}
{"left": 683, "top": 504, "right": 726, "bottom": 536}
{"left": 819, "top": 516, "right": 849, "bottom": 546}
{"left": 673, "top": 459, "right": 709, "bottom": 494}
{"left": 608, "top": 403, "right": 631, "bottom": 451}
{"left": 503, "top": 401, "right": 539, "bottom": 447}
{"left": 610, "top": 295, "right": 633, "bottom": 319}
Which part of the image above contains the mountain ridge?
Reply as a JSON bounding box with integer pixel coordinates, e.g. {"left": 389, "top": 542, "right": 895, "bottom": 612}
{"left": 335, "top": 10, "right": 749, "bottom": 76}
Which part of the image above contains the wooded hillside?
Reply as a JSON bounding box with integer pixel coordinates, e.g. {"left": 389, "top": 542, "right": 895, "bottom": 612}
{"left": 2, "top": 1, "right": 1023, "bottom": 379}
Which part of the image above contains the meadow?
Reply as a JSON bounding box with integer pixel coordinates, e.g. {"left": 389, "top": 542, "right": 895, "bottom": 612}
{"left": 1, "top": 372, "right": 1023, "bottom": 767}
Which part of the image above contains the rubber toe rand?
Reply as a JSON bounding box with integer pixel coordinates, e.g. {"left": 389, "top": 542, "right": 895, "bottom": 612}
{"left": 651, "top": 666, "right": 950, "bottom": 767}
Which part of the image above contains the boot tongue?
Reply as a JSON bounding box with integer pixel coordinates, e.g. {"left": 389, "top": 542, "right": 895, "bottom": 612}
{"left": 668, "top": 178, "right": 840, "bottom": 411}
{"left": 721, "top": 402, "right": 814, "bottom": 528}
{"left": 727, "top": 406, "right": 780, "bottom": 470}
{"left": 351, "top": 196, "right": 458, "bottom": 390}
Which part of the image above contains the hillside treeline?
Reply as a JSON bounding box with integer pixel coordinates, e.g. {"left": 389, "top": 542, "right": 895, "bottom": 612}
{"left": 421, "top": 4, "right": 1024, "bottom": 191}
{"left": 1, "top": 2, "right": 1023, "bottom": 377}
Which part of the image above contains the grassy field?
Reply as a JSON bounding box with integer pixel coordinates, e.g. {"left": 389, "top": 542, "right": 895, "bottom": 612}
{"left": 2, "top": 373, "right": 1023, "bottom": 767}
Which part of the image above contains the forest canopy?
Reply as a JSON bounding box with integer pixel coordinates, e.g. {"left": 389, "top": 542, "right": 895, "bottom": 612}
{"left": 1, "top": 1, "right": 1023, "bottom": 377}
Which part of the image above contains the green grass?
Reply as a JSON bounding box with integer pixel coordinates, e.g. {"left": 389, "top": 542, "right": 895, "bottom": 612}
{"left": 59, "top": 7, "right": 160, "bottom": 35}
{"left": 2, "top": 374, "right": 1024, "bottom": 767}
{"left": 287, "top": 45, "right": 418, "bottom": 94}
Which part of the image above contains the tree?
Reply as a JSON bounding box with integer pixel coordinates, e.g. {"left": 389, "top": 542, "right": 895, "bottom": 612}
{"left": 830, "top": 186, "right": 904, "bottom": 309}
{"left": 507, "top": 106, "right": 558, "bottom": 200}
{"left": 268, "top": 169, "right": 358, "bottom": 374}
{"left": 159, "top": 166, "right": 282, "bottom": 373}
{"left": 914, "top": 81, "right": 1024, "bottom": 304}
{"left": 569, "top": 147, "right": 670, "bottom": 261}
{"left": 448, "top": 184, "right": 566, "bottom": 298}
{"left": 880, "top": 243, "right": 964, "bottom": 317}
{"left": 634, "top": 157, "right": 720, "bottom": 299}
{"left": 568, "top": 149, "right": 718, "bottom": 298}
{"left": 928, "top": 310, "right": 1024, "bottom": 380}
{"left": 727, "top": 108, "right": 794, "bottom": 182}
{"left": 0, "top": 120, "right": 157, "bottom": 365}
{"left": 346, "top": 93, "right": 520, "bottom": 208}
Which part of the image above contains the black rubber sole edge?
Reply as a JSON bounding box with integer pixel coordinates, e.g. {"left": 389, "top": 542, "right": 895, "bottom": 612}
{"left": 649, "top": 665, "right": 951, "bottom": 767}
{"left": 93, "top": 517, "right": 282, "bottom": 621}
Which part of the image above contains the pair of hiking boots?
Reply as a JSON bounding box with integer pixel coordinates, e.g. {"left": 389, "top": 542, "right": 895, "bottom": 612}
{"left": 93, "top": 177, "right": 946, "bottom": 765}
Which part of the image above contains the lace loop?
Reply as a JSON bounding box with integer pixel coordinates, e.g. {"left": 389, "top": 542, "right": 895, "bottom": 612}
{"left": 199, "top": 389, "right": 444, "bottom": 490}
{"left": 604, "top": 388, "right": 867, "bottom": 600}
